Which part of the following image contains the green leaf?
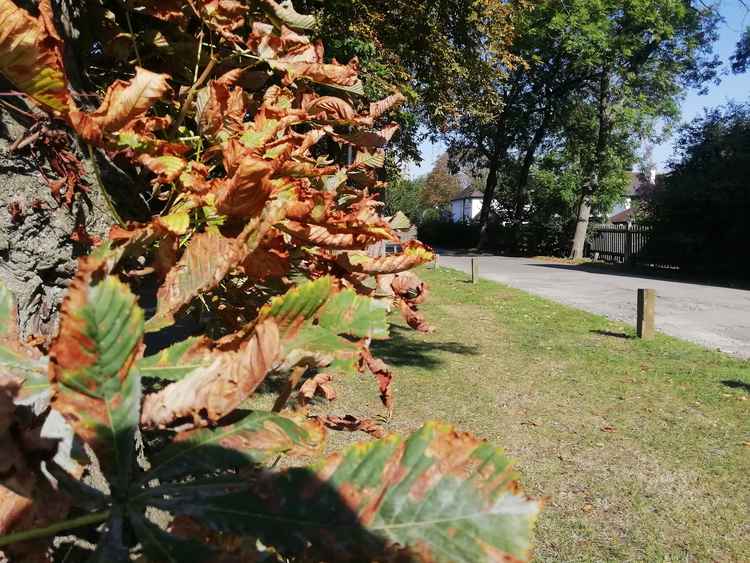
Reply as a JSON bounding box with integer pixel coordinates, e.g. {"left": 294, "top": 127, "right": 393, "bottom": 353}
{"left": 280, "top": 325, "right": 358, "bottom": 375}
{"left": 317, "top": 288, "right": 389, "bottom": 339}
{"left": 263, "top": 276, "right": 334, "bottom": 336}
{"left": 49, "top": 274, "right": 144, "bottom": 491}
{"left": 0, "top": 281, "right": 15, "bottom": 338}
{"left": 165, "top": 422, "right": 541, "bottom": 562}
{"left": 137, "top": 337, "right": 211, "bottom": 381}
{"left": 142, "top": 410, "right": 325, "bottom": 483}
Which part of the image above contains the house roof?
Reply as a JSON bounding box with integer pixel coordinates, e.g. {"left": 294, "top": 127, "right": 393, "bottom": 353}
{"left": 450, "top": 186, "right": 483, "bottom": 202}
{"left": 609, "top": 208, "right": 634, "bottom": 224}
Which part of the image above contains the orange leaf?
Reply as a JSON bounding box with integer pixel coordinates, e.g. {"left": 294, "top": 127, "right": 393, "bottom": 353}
{"left": 70, "top": 67, "right": 171, "bottom": 143}
{"left": 140, "top": 319, "right": 280, "bottom": 428}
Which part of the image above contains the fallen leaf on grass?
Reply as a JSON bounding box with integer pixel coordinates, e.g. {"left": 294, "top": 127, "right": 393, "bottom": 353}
{"left": 742, "top": 441, "right": 750, "bottom": 447}
{"left": 600, "top": 426, "right": 616, "bottom": 433}
{"left": 582, "top": 504, "right": 594, "bottom": 513}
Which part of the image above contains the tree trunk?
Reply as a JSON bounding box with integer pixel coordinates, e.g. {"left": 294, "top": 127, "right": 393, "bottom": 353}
{"left": 570, "top": 193, "right": 592, "bottom": 259}
{"left": 510, "top": 111, "right": 550, "bottom": 253}
{"left": 569, "top": 68, "right": 610, "bottom": 259}
{"left": 477, "top": 147, "right": 502, "bottom": 250}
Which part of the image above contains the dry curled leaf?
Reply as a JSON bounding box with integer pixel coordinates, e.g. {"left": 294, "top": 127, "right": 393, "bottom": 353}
{"left": 319, "top": 414, "right": 386, "bottom": 438}
{"left": 141, "top": 320, "right": 280, "bottom": 429}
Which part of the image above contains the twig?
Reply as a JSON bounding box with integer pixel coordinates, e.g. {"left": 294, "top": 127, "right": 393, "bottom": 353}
{"left": 87, "top": 144, "right": 125, "bottom": 227}
{"left": 0, "top": 510, "right": 110, "bottom": 548}
{"left": 123, "top": 5, "right": 142, "bottom": 67}
{"left": 168, "top": 57, "right": 217, "bottom": 137}
{"left": 9, "top": 130, "right": 40, "bottom": 152}
{"left": 0, "top": 98, "right": 36, "bottom": 120}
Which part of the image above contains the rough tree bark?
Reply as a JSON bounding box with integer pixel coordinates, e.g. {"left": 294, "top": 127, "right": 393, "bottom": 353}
{"left": 0, "top": 107, "right": 110, "bottom": 340}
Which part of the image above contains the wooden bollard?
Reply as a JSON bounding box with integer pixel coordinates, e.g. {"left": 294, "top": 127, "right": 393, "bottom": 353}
{"left": 471, "top": 257, "right": 479, "bottom": 284}
{"left": 637, "top": 288, "right": 656, "bottom": 339}
{"left": 433, "top": 254, "right": 440, "bottom": 270}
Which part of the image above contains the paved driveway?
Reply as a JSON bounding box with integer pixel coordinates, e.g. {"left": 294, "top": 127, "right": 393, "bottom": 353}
{"left": 439, "top": 255, "right": 750, "bottom": 358}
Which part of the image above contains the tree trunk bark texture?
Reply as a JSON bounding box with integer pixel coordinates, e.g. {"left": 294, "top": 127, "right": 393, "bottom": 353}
{"left": 0, "top": 109, "right": 110, "bottom": 341}
{"left": 570, "top": 194, "right": 591, "bottom": 260}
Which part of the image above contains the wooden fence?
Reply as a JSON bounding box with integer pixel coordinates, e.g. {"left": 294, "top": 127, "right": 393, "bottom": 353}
{"left": 589, "top": 223, "right": 651, "bottom": 264}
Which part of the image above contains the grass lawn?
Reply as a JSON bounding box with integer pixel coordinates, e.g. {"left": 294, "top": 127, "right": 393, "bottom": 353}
{"left": 311, "top": 266, "right": 749, "bottom": 562}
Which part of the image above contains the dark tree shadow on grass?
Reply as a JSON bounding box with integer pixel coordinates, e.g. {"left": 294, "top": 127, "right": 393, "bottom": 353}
{"left": 721, "top": 379, "right": 750, "bottom": 392}
{"left": 371, "top": 324, "right": 479, "bottom": 369}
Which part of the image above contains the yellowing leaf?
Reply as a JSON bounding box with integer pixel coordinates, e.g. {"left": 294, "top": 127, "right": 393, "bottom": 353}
{"left": 0, "top": 0, "right": 72, "bottom": 113}
{"left": 156, "top": 211, "right": 191, "bottom": 236}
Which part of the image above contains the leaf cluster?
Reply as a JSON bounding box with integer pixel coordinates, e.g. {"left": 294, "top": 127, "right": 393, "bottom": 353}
{"left": 0, "top": 1, "right": 540, "bottom": 560}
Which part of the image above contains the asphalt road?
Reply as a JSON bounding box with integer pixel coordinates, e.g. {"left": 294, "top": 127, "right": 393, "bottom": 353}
{"left": 439, "top": 255, "right": 750, "bottom": 359}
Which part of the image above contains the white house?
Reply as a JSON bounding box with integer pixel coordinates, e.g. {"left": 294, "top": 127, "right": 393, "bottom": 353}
{"left": 450, "top": 187, "right": 483, "bottom": 222}
{"left": 608, "top": 168, "right": 657, "bottom": 223}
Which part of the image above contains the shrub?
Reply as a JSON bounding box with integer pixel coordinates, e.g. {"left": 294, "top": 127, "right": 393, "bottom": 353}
{"left": 0, "top": 1, "right": 540, "bottom": 560}
{"left": 419, "top": 218, "right": 481, "bottom": 249}
{"left": 641, "top": 104, "right": 750, "bottom": 277}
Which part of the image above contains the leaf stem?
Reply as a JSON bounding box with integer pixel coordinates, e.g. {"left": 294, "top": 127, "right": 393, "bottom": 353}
{"left": 0, "top": 510, "right": 110, "bottom": 548}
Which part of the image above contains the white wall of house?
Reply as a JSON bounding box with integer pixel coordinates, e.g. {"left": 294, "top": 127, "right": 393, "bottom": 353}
{"left": 451, "top": 198, "right": 483, "bottom": 222}
{"left": 609, "top": 197, "right": 632, "bottom": 218}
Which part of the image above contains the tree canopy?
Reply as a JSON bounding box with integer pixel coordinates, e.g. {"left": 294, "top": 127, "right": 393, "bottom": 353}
{"left": 436, "top": 0, "right": 719, "bottom": 252}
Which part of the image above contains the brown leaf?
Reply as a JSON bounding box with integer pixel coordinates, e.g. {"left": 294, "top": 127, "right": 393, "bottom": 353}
{"left": 70, "top": 67, "right": 171, "bottom": 143}
{"left": 140, "top": 320, "right": 280, "bottom": 428}
{"left": 150, "top": 230, "right": 242, "bottom": 331}
{"left": 395, "top": 298, "right": 433, "bottom": 333}
{"left": 336, "top": 241, "right": 435, "bottom": 275}
{"left": 214, "top": 156, "right": 274, "bottom": 218}
{"left": 368, "top": 92, "right": 406, "bottom": 122}
{"left": 359, "top": 345, "right": 393, "bottom": 414}
{"left": 299, "top": 372, "right": 336, "bottom": 404}
{"left": 391, "top": 271, "right": 428, "bottom": 305}
{"left": 196, "top": 81, "right": 248, "bottom": 140}
{"left": 319, "top": 414, "right": 386, "bottom": 438}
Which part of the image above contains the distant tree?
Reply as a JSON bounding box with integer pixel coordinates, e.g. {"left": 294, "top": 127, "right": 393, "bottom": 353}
{"left": 383, "top": 176, "right": 426, "bottom": 223}
{"left": 440, "top": 0, "right": 719, "bottom": 252}
{"left": 421, "top": 153, "right": 460, "bottom": 209}
{"left": 642, "top": 104, "right": 750, "bottom": 276}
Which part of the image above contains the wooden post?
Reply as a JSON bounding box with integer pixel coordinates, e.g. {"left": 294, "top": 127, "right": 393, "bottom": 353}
{"left": 471, "top": 257, "right": 479, "bottom": 284}
{"left": 433, "top": 254, "right": 439, "bottom": 270}
{"left": 637, "top": 288, "right": 655, "bottom": 339}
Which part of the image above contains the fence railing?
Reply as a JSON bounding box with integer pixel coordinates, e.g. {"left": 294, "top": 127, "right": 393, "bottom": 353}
{"left": 589, "top": 223, "right": 651, "bottom": 263}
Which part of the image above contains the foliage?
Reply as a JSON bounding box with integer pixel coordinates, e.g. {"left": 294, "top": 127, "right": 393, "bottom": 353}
{"left": 300, "top": 0, "right": 520, "bottom": 161}
{"left": 419, "top": 218, "right": 481, "bottom": 250}
{"left": 640, "top": 103, "right": 750, "bottom": 277}
{"left": 421, "top": 153, "right": 461, "bottom": 210}
{"left": 0, "top": 0, "right": 540, "bottom": 560}
{"left": 382, "top": 175, "right": 426, "bottom": 223}
{"left": 731, "top": 26, "right": 750, "bottom": 74}
{"left": 441, "top": 0, "right": 720, "bottom": 250}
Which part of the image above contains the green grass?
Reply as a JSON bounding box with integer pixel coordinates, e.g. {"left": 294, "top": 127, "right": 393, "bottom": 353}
{"left": 317, "top": 266, "right": 750, "bottom": 562}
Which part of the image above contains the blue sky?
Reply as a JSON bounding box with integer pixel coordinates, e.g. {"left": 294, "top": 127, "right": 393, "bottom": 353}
{"left": 407, "top": 1, "right": 750, "bottom": 177}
